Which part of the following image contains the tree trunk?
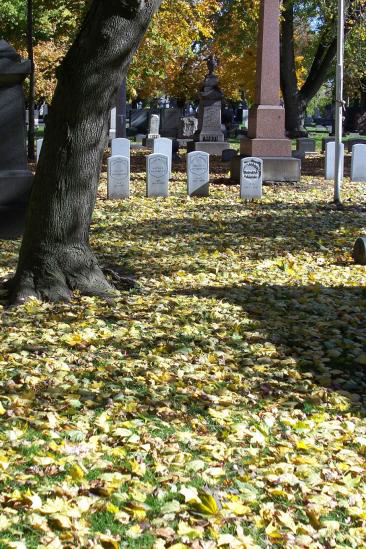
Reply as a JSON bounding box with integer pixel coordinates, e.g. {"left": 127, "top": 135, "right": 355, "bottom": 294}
{"left": 280, "top": 0, "right": 307, "bottom": 137}
{"left": 8, "top": 0, "right": 162, "bottom": 305}
{"left": 280, "top": 0, "right": 338, "bottom": 137}
{"left": 27, "top": 0, "right": 35, "bottom": 161}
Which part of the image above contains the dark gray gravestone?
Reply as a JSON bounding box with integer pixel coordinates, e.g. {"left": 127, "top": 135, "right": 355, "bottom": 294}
{"left": 0, "top": 41, "right": 33, "bottom": 239}
{"left": 130, "top": 109, "right": 149, "bottom": 132}
{"left": 353, "top": 237, "right": 366, "bottom": 265}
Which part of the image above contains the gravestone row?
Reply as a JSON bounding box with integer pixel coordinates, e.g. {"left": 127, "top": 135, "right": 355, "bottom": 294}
{"left": 107, "top": 141, "right": 263, "bottom": 200}
{"left": 324, "top": 142, "right": 366, "bottom": 182}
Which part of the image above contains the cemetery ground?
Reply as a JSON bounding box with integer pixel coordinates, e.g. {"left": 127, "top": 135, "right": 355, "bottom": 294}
{"left": 1, "top": 149, "right": 366, "bottom": 549}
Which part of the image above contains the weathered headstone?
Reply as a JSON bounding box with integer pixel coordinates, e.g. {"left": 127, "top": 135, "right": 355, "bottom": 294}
{"left": 108, "top": 155, "right": 130, "bottom": 199}
{"left": 153, "top": 137, "right": 172, "bottom": 177}
{"left": 36, "top": 138, "right": 43, "bottom": 163}
{"left": 222, "top": 149, "right": 238, "bottom": 162}
{"left": 160, "top": 109, "right": 180, "bottom": 138}
{"left": 109, "top": 107, "right": 116, "bottom": 140}
{"left": 242, "top": 109, "right": 249, "bottom": 129}
{"left": 296, "top": 138, "right": 316, "bottom": 154}
{"left": 347, "top": 138, "right": 366, "bottom": 153}
{"left": 146, "top": 154, "right": 169, "bottom": 197}
{"left": 240, "top": 157, "right": 263, "bottom": 200}
{"left": 179, "top": 116, "right": 198, "bottom": 138}
{"left": 187, "top": 151, "right": 209, "bottom": 197}
{"left": 148, "top": 114, "right": 160, "bottom": 139}
{"left": 325, "top": 142, "right": 344, "bottom": 180}
{"left": 0, "top": 41, "right": 33, "bottom": 239}
{"left": 130, "top": 109, "right": 149, "bottom": 132}
{"left": 351, "top": 144, "right": 366, "bottom": 182}
{"left": 322, "top": 137, "right": 335, "bottom": 152}
{"left": 353, "top": 236, "right": 366, "bottom": 264}
{"left": 111, "top": 138, "right": 130, "bottom": 158}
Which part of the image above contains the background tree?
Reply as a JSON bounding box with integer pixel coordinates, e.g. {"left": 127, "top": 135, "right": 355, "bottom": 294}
{"left": 7, "top": 0, "right": 163, "bottom": 304}
{"left": 280, "top": 0, "right": 366, "bottom": 136}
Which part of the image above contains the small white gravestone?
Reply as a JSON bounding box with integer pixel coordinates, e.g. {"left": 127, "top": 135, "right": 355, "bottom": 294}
{"left": 351, "top": 144, "right": 366, "bottom": 182}
{"left": 146, "top": 154, "right": 169, "bottom": 197}
{"left": 108, "top": 155, "right": 130, "bottom": 199}
{"left": 187, "top": 151, "right": 209, "bottom": 196}
{"left": 36, "top": 138, "right": 43, "bottom": 162}
{"left": 109, "top": 107, "right": 116, "bottom": 140}
{"left": 148, "top": 114, "right": 160, "bottom": 139}
{"left": 325, "top": 142, "right": 344, "bottom": 180}
{"left": 111, "top": 138, "right": 130, "bottom": 158}
{"left": 240, "top": 157, "right": 263, "bottom": 200}
{"left": 153, "top": 137, "right": 172, "bottom": 177}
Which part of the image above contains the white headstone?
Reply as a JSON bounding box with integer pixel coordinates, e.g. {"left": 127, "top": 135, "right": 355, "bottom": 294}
{"left": 153, "top": 137, "right": 172, "bottom": 177}
{"left": 148, "top": 114, "right": 160, "bottom": 138}
{"left": 240, "top": 157, "right": 263, "bottom": 200}
{"left": 109, "top": 107, "right": 116, "bottom": 140}
{"left": 351, "top": 144, "right": 366, "bottom": 182}
{"left": 187, "top": 151, "right": 209, "bottom": 196}
{"left": 325, "top": 142, "right": 344, "bottom": 180}
{"left": 242, "top": 109, "right": 249, "bottom": 129}
{"left": 108, "top": 156, "right": 130, "bottom": 199}
{"left": 36, "top": 138, "right": 43, "bottom": 163}
{"left": 111, "top": 138, "right": 130, "bottom": 158}
{"left": 146, "top": 154, "right": 169, "bottom": 197}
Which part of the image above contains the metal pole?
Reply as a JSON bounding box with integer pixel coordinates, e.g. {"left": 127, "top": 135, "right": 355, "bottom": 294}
{"left": 334, "top": 0, "right": 344, "bottom": 203}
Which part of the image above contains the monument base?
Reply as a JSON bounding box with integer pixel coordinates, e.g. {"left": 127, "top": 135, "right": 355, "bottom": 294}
{"left": 240, "top": 136, "right": 292, "bottom": 157}
{"left": 231, "top": 155, "right": 301, "bottom": 183}
{"left": 187, "top": 141, "right": 230, "bottom": 156}
{"left": 0, "top": 170, "right": 33, "bottom": 204}
{"left": 0, "top": 171, "right": 33, "bottom": 239}
{"left": 0, "top": 205, "right": 27, "bottom": 239}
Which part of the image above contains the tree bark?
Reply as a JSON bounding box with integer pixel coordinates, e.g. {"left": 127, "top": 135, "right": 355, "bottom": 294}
{"left": 280, "top": 0, "right": 338, "bottom": 137}
{"left": 8, "top": 0, "right": 162, "bottom": 305}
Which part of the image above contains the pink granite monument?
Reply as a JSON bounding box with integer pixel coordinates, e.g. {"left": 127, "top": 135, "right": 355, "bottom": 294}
{"left": 241, "top": 0, "right": 291, "bottom": 157}
{"left": 231, "top": 0, "right": 300, "bottom": 182}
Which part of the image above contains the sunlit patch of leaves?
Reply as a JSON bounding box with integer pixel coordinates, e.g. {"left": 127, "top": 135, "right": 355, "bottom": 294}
{"left": 0, "top": 151, "right": 366, "bottom": 547}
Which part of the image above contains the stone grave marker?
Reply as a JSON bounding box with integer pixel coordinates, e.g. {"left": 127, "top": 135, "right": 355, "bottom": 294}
{"left": 347, "top": 138, "right": 366, "bottom": 153}
{"left": 109, "top": 107, "right": 116, "bottom": 140}
{"left": 296, "top": 138, "right": 316, "bottom": 154}
{"left": 146, "top": 153, "right": 169, "bottom": 197}
{"left": 111, "top": 138, "right": 130, "bottom": 158}
{"left": 153, "top": 137, "right": 172, "bottom": 177}
{"left": 36, "top": 138, "right": 43, "bottom": 162}
{"left": 353, "top": 236, "right": 366, "bottom": 265}
{"left": 187, "top": 151, "right": 209, "bottom": 197}
{"left": 351, "top": 144, "right": 366, "bottom": 182}
{"left": 0, "top": 40, "right": 33, "bottom": 239}
{"left": 325, "top": 142, "right": 344, "bottom": 180}
{"left": 240, "top": 157, "right": 263, "bottom": 200}
{"left": 148, "top": 114, "right": 160, "bottom": 139}
{"left": 107, "top": 155, "right": 130, "bottom": 199}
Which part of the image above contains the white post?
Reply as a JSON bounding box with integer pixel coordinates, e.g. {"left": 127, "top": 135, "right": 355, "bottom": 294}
{"left": 334, "top": 0, "right": 345, "bottom": 203}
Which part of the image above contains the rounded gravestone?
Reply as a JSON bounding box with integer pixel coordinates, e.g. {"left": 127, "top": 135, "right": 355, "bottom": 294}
{"left": 353, "top": 237, "right": 366, "bottom": 265}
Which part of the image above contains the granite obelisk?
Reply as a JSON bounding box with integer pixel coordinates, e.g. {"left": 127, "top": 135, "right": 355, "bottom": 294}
{"left": 240, "top": 0, "right": 291, "bottom": 157}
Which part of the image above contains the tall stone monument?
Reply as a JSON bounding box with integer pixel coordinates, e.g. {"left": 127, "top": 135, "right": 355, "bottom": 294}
{"left": 188, "top": 55, "right": 230, "bottom": 156}
{"left": 231, "top": 0, "right": 300, "bottom": 182}
{"left": 0, "top": 41, "right": 33, "bottom": 239}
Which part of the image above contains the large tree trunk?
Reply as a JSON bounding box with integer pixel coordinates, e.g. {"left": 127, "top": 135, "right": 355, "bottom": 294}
{"left": 280, "top": 0, "right": 337, "bottom": 137}
{"left": 7, "top": 0, "right": 162, "bottom": 305}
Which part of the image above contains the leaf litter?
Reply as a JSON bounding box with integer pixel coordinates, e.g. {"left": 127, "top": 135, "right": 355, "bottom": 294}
{"left": 0, "top": 151, "right": 366, "bottom": 548}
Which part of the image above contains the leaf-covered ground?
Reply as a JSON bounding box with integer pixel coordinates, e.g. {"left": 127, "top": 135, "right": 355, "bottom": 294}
{"left": 0, "top": 151, "right": 366, "bottom": 549}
